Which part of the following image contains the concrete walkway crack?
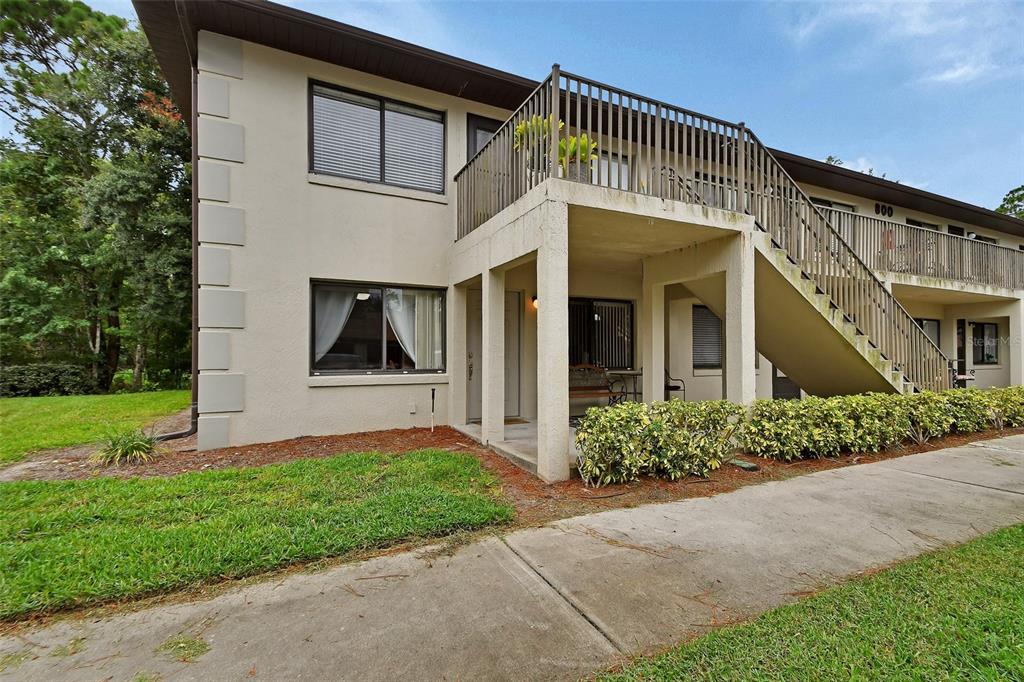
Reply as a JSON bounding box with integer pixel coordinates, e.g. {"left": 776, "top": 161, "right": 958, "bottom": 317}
{"left": 882, "top": 466, "right": 1024, "bottom": 497}
{"left": 499, "top": 536, "right": 627, "bottom": 654}
{"left": 968, "top": 442, "right": 1024, "bottom": 455}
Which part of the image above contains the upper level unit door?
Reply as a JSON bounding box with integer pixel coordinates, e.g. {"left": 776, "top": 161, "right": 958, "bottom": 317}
{"left": 467, "top": 114, "right": 502, "bottom": 159}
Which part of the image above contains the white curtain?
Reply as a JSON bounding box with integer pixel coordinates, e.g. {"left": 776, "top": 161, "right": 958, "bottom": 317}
{"left": 386, "top": 288, "right": 443, "bottom": 369}
{"left": 385, "top": 288, "right": 417, "bottom": 365}
{"left": 414, "top": 291, "right": 443, "bottom": 369}
{"left": 314, "top": 288, "right": 356, "bottom": 362}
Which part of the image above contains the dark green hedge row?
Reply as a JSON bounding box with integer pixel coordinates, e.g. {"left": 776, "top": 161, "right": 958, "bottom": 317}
{"left": 0, "top": 364, "right": 98, "bottom": 397}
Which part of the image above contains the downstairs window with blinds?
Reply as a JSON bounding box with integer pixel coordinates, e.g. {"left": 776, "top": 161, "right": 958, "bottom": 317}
{"left": 692, "top": 305, "right": 723, "bottom": 369}
{"left": 310, "top": 83, "right": 445, "bottom": 193}
{"left": 568, "top": 298, "right": 634, "bottom": 370}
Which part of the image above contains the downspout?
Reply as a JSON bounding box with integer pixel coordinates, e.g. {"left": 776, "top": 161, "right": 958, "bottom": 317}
{"left": 158, "top": 63, "right": 199, "bottom": 441}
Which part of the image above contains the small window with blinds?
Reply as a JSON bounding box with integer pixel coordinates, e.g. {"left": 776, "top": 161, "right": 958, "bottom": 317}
{"left": 310, "top": 82, "right": 445, "bottom": 194}
{"left": 692, "top": 305, "right": 723, "bottom": 370}
{"left": 568, "top": 298, "right": 634, "bottom": 370}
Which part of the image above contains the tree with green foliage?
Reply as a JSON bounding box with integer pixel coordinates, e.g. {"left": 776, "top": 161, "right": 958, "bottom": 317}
{"left": 996, "top": 184, "right": 1023, "bottom": 219}
{"left": 0, "top": 0, "right": 191, "bottom": 391}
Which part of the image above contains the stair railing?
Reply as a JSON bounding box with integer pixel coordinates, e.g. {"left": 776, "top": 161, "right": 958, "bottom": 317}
{"left": 738, "top": 129, "right": 950, "bottom": 391}
{"left": 455, "top": 66, "right": 951, "bottom": 391}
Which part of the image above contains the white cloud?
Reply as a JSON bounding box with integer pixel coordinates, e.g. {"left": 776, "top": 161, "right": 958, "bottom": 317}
{"left": 920, "top": 60, "right": 991, "bottom": 85}
{"left": 843, "top": 156, "right": 877, "bottom": 174}
{"left": 780, "top": 1, "right": 1023, "bottom": 88}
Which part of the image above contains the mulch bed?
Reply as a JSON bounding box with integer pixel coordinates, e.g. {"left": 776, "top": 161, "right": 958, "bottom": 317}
{"left": 5, "top": 418, "right": 1021, "bottom": 528}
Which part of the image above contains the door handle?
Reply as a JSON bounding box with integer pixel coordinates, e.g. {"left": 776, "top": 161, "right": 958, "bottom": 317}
{"left": 467, "top": 351, "right": 474, "bottom": 381}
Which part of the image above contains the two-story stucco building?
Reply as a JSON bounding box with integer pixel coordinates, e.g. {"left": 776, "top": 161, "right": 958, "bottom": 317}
{"left": 136, "top": 0, "right": 1024, "bottom": 481}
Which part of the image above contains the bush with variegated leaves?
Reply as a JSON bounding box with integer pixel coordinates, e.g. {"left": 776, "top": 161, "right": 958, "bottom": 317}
{"left": 576, "top": 386, "right": 1024, "bottom": 480}
{"left": 905, "top": 391, "right": 954, "bottom": 445}
{"left": 574, "top": 401, "right": 653, "bottom": 486}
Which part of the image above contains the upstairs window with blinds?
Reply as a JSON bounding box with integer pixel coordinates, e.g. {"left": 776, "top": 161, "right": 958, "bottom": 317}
{"left": 692, "top": 305, "right": 723, "bottom": 369}
{"left": 311, "top": 83, "right": 445, "bottom": 193}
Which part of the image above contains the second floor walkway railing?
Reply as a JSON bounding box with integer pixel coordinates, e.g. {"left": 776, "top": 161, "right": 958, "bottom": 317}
{"left": 454, "top": 65, "right": 951, "bottom": 391}
{"left": 819, "top": 208, "right": 1024, "bottom": 290}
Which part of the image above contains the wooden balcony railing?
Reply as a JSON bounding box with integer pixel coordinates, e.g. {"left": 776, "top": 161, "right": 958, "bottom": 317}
{"left": 454, "top": 66, "right": 951, "bottom": 392}
{"left": 819, "top": 208, "right": 1024, "bottom": 290}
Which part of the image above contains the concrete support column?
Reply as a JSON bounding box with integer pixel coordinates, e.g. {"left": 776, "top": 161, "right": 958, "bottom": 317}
{"left": 641, "top": 271, "right": 665, "bottom": 403}
{"left": 481, "top": 268, "right": 506, "bottom": 444}
{"left": 536, "top": 203, "right": 570, "bottom": 482}
{"left": 448, "top": 284, "right": 468, "bottom": 426}
{"left": 724, "top": 232, "right": 757, "bottom": 404}
{"left": 1009, "top": 298, "right": 1024, "bottom": 386}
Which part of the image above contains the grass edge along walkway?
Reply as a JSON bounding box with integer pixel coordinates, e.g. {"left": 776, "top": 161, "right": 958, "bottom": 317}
{"left": 0, "top": 448, "right": 513, "bottom": 620}
{"left": 599, "top": 523, "right": 1024, "bottom": 681}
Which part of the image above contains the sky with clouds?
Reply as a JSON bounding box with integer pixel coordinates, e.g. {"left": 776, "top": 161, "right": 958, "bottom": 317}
{"left": 88, "top": 0, "right": 1024, "bottom": 209}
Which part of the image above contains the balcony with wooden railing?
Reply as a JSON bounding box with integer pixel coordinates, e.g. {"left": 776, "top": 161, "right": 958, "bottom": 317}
{"left": 818, "top": 207, "right": 1024, "bottom": 291}
{"left": 453, "top": 65, "right": 951, "bottom": 392}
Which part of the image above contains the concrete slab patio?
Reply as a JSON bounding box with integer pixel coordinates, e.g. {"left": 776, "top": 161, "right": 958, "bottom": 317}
{"left": 3, "top": 435, "right": 1023, "bottom": 681}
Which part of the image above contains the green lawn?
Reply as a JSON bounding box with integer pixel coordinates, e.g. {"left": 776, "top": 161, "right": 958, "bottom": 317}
{"left": 601, "top": 524, "right": 1024, "bottom": 681}
{"left": 0, "top": 390, "right": 190, "bottom": 464}
{"left": 0, "top": 449, "right": 512, "bottom": 619}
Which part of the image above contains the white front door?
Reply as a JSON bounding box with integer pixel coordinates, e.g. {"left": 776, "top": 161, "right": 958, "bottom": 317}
{"left": 467, "top": 289, "right": 521, "bottom": 421}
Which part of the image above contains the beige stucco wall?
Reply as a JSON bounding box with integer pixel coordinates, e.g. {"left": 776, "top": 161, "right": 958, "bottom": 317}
{"left": 666, "top": 294, "right": 775, "bottom": 401}
{"left": 196, "top": 32, "right": 512, "bottom": 448}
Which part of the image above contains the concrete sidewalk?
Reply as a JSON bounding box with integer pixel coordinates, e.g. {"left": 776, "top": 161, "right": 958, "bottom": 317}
{"left": 3, "top": 436, "right": 1023, "bottom": 681}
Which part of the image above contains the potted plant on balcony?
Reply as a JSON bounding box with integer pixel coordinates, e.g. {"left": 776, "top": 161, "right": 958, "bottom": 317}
{"left": 513, "top": 114, "right": 598, "bottom": 182}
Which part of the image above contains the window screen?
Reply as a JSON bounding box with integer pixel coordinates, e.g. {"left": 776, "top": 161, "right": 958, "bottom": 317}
{"left": 311, "top": 87, "right": 381, "bottom": 183}
{"left": 311, "top": 83, "right": 444, "bottom": 193}
{"left": 914, "top": 318, "right": 940, "bottom": 347}
{"left": 692, "top": 305, "right": 723, "bottom": 369}
{"left": 467, "top": 114, "right": 502, "bottom": 158}
{"left": 384, "top": 103, "right": 444, "bottom": 192}
{"left": 973, "top": 322, "right": 999, "bottom": 365}
{"left": 568, "top": 298, "right": 633, "bottom": 370}
{"left": 906, "top": 218, "right": 940, "bottom": 230}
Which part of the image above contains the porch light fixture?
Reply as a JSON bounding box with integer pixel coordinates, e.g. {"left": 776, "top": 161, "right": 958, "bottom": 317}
{"left": 531, "top": 295, "right": 539, "bottom": 309}
{"left": 356, "top": 292, "right": 371, "bottom": 301}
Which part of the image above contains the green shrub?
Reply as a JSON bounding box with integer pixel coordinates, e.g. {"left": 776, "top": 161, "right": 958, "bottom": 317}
{"left": 742, "top": 399, "right": 808, "bottom": 461}
{"left": 842, "top": 393, "right": 910, "bottom": 453}
{"left": 944, "top": 389, "right": 992, "bottom": 433}
{"left": 575, "top": 399, "right": 742, "bottom": 486}
{"left": 905, "top": 391, "right": 954, "bottom": 445}
{"left": 109, "top": 368, "right": 190, "bottom": 394}
{"left": 90, "top": 428, "right": 160, "bottom": 466}
{"left": 987, "top": 386, "right": 1024, "bottom": 429}
{"left": 0, "top": 364, "right": 97, "bottom": 397}
{"left": 575, "top": 401, "right": 652, "bottom": 486}
{"left": 580, "top": 385, "right": 1022, "bottom": 476}
{"left": 802, "top": 396, "right": 855, "bottom": 458}
{"left": 647, "top": 400, "right": 745, "bottom": 479}
{"left": 745, "top": 393, "right": 908, "bottom": 460}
